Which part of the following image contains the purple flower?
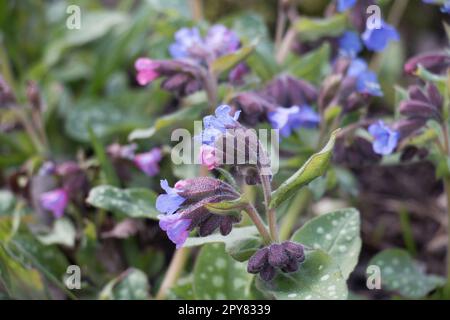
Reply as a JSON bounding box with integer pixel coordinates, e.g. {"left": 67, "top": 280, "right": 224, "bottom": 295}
{"left": 268, "top": 105, "right": 320, "bottom": 138}
{"left": 229, "top": 63, "right": 249, "bottom": 84}
{"left": 169, "top": 27, "right": 204, "bottom": 59}
{"left": 199, "top": 144, "right": 219, "bottom": 170}
{"left": 169, "top": 25, "right": 240, "bottom": 62}
{"left": 347, "top": 59, "right": 383, "bottom": 96}
{"left": 337, "top": 0, "right": 356, "bottom": 12}
{"left": 135, "top": 58, "right": 160, "bottom": 85}
{"left": 362, "top": 21, "right": 399, "bottom": 52}
{"left": 201, "top": 105, "right": 241, "bottom": 145}
{"left": 134, "top": 148, "right": 162, "bottom": 177}
{"left": 40, "top": 188, "right": 68, "bottom": 218}
{"left": 158, "top": 213, "right": 191, "bottom": 249}
{"left": 339, "top": 31, "right": 362, "bottom": 57}
{"left": 205, "top": 25, "right": 240, "bottom": 56}
{"left": 156, "top": 180, "right": 186, "bottom": 215}
{"left": 368, "top": 120, "right": 400, "bottom": 155}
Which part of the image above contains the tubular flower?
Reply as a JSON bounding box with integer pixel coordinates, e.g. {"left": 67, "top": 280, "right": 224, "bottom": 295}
{"left": 40, "top": 188, "right": 69, "bottom": 218}
{"left": 268, "top": 105, "right": 320, "bottom": 138}
{"left": 134, "top": 148, "right": 163, "bottom": 177}
{"left": 156, "top": 177, "right": 242, "bottom": 248}
{"left": 368, "top": 120, "right": 400, "bottom": 155}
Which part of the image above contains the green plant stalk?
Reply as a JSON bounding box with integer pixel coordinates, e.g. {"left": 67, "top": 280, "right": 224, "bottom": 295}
{"left": 398, "top": 208, "right": 417, "bottom": 256}
{"left": 244, "top": 204, "right": 272, "bottom": 245}
{"left": 279, "top": 188, "right": 312, "bottom": 241}
{"left": 260, "top": 173, "right": 279, "bottom": 242}
{"left": 156, "top": 247, "right": 191, "bottom": 300}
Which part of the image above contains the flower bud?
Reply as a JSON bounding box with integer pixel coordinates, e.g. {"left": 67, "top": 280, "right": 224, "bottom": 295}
{"left": 399, "top": 100, "right": 441, "bottom": 121}
{"left": 404, "top": 51, "right": 450, "bottom": 75}
{"left": 26, "top": 81, "right": 41, "bottom": 111}
{"left": 231, "top": 92, "right": 276, "bottom": 126}
{"left": 262, "top": 75, "right": 318, "bottom": 107}
{"left": 247, "top": 241, "right": 305, "bottom": 281}
{"left": 393, "top": 118, "right": 426, "bottom": 139}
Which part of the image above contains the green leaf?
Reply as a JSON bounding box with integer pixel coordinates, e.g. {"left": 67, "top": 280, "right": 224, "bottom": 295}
{"left": 286, "top": 43, "right": 331, "bottom": 84}
{"left": 270, "top": 129, "right": 339, "bottom": 209}
{"left": 65, "top": 100, "right": 146, "bottom": 142}
{"left": 128, "top": 104, "right": 204, "bottom": 141}
{"left": 36, "top": 218, "right": 76, "bottom": 248}
{"left": 185, "top": 226, "right": 261, "bottom": 262}
{"left": 291, "top": 208, "right": 361, "bottom": 279}
{"left": 211, "top": 44, "right": 255, "bottom": 77}
{"left": 169, "top": 276, "right": 196, "bottom": 299}
{"left": 256, "top": 249, "right": 348, "bottom": 300}
{"left": 86, "top": 185, "right": 158, "bottom": 219}
{"left": 0, "top": 190, "right": 15, "bottom": 216}
{"left": 369, "top": 248, "right": 445, "bottom": 298}
{"left": 294, "top": 14, "right": 348, "bottom": 42}
{"left": 193, "top": 243, "right": 252, "bottom": 299}
{"left": 99, "top": 268, "right": 149, "bottom": 300}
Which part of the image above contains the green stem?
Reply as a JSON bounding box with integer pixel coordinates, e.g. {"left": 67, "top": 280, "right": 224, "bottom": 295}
{"left": 260, "top": 173, "right": 279, "bottom": 242}
{"left": 279, "top": 188, "right": 312, "bottom": 241}
{"left": 156, "top": 247, "right": 191, "bottom": 300}
{"left": 244, "top": 204, "right": 272, "bottom": 245}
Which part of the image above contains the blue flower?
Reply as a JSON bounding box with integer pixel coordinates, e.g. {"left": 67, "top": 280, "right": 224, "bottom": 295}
{"left": 268, "top": 105, "right": 320, "bottom": 138}
{"left": 134, "top": 148, "right": 162, "bottom": 177}
{"left": 169, "top": 27, "right": 203, "bottom": 59}
{"left": 362, "top": 21, "right": 399, "bottom": 52}
{"left": 156, "top": 180, "right": 186, "bottom": 215}
{"left": 337, "top": 0, "right": 356, "bottom": 12}
{"left": 158, "top": 213, "right": 191, "bottom": 249}
{"left": 201, "top": 105, "right": 241, "bottom": 145}
{"left": 368, "top": 120, "right": 400, "bottom": 155}
{"left": 40, "top": 188, "right": 69, "bottom": 218}
{"left": 347, "top": 59, "right": 383, "bottom": 96}
{"left": 205, "top": 25, "right": 240, "bottom": 57}
{"left": 339, "top": 31, "right": 362, "bottom": 58}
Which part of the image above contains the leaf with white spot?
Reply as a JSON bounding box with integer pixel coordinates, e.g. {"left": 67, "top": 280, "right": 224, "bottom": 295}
{"left": 99, "top": 268, "right": 149, "bottom": 300}
{"left": 256, "top": 249, "right": 347, "bottom": 300}
{"left": 86, "top": 185, "right": 158, "bottom": 219}
{"left": 193, "top": 243, "right": 252, "bottom": 299}
{"left": 369, "top": 249, "right": 445, "bottom": 299}
{"left": 184, "top": 226, "right": 261, "bottom": 262}
{"left": 36, "top": 218, "right": 76, "bottom": 248}
{"left": 291, "top": 208, "right": 361, "bottom": 279}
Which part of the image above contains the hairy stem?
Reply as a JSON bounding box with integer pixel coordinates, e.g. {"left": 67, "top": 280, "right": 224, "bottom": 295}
{"left": 244, "top": 204, "right": 272, "bottom": 245}
{"left": 156, "top": 247, "right": 191, "bottom": 300}
{"left": 260, "top": 173, "right": 279, "bottom": 242}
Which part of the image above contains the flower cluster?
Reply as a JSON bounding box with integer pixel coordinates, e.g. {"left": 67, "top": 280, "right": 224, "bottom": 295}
{"left": 156, "top": 177, "right": 242, "bottom": 248}
{"left": 247, "top": 241, "right": 305, "bottom": 281}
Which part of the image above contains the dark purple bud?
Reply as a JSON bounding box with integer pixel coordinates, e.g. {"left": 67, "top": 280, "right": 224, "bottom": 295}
{"left": 198, "top": 214, "right": 222, "bottom": 236}
{"left": 393, "top": 118, "right": 426, "bottom": 138}
{"left": 55, "top": 161, "right": 80, "bottom": 176}
{"left": 262, "top": 75, "right": 318, "bottom": 107}
{"left": 247, "top": 247, "right": 269, "bottom": 273}
{"left": 260, "top": 265, "right": 276, "bottom": 281}
{"left": 268, "top": 243, "right": 290, "bottom": 268}
{"left": 408, "top": 85, "right": 428, "bottom": 103}
{"left": 399, "top": 100, "right": 440, "bottom": 121}
{"left": 219, "top": 215, "right": 240, "bottom": 235}
{"left": 232, "top": 92, "right": 276, "bottom": 125}
{"left": 344, "top": 92, "right": 364, "bottom": 112}
{"left": 176, "top": 177, "right": 237, "bottom": 201}
{"left": 400, "top": 145, "right": 419, "bottom": 162}
{"left": 282, "top": 241, "right": 305, "bottom": 262}
{"left": 426, "top": 83, "right": 443, "bottom": 111}
{"left": 281, "top": 260, "right": 299, "bottom": 273}
{"left": 404, "top": 51, "right": 450, "bottom": 75}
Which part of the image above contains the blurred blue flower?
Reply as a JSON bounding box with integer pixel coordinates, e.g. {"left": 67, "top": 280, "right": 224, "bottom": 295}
{"left": 362, "top": 21, "right": 399, "bottom": 52}
{"left": 268, "top": 105, "right": 320, "bottom": 138}
{"left": 337, "top": 0, "right": 356, "bottom": 12}
{"left": 347, "top": 59, "right": 383, "bottom": 96}
{"left": 158, "top": 213, "right": 191, "bottom": 249}
{"left": 156, "top": 180, "right": 186, "bottom": 215}
{"left": 201, "top": 105, "right": 241, "bottom": 145}
{"left": 169, "top": 27, "right": 203, "bottom": 59}
{"left": 339, "top": 31, "right": 363, "bottom": 57}
{"left": 368, "top": 120, "right": 400, "bottom": 155}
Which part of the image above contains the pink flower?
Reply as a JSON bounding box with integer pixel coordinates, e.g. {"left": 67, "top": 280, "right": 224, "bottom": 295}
{"left": 40, "top": 188, "right": 68, "bottom": 218}
{"left": 135, "top": 58, "right": 160, "bottom": 86}
{"left": 199, "top": 144, "right": 219, "bottom": 170}
{"left": 134, "top": 148, "right": 163, "bottom": 176}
